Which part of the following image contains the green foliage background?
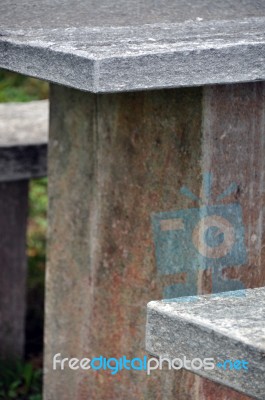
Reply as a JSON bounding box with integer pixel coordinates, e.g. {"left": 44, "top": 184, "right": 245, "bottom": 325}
{"left": 0, "top": 71, "right": 49, "bottom": 103}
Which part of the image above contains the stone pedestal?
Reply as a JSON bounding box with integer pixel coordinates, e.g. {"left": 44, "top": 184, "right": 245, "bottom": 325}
{"left": 44, "top": 85, "right": 203, "bottom": 399}
{"left": 44, "top": 82, "right": 265, "bottom": 399}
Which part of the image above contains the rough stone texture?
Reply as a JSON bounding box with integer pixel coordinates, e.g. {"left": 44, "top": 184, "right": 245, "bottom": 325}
{"left": 150, "top": 82, "right": 265, "bottom": 302}
{"left": 0, "top": 181, "right": 28, "bottom": 359}
{"left": 44, "top": 84, "right": 203, "bottom": 400}
{"left": 0, "top": 100, "right": 48, "bottom": 181}
{"left": 200, "top": 382, "right": 253, "bottom": 400}
{"left": 2, "top": 0, "right": 265, "bottom": 28}
{"left": 150, "top": 82, "right": 265, "bottom": 400}
{"left": 0, "top": 100, "right": 48, "bottom": 146}
{"left": 44, "top": 82, "right": 265, "bottom": 399}
{"left": 1, "top": 1, "right": 265, "bottom": 92}
{"left": 193, "top": 81, "right": 265, "bottom": 400}
{"left": 146, "top": 287, "right": 265, "bottom": 400}
{"left": 200, "top": 83, "right": 265, "bottom": 294}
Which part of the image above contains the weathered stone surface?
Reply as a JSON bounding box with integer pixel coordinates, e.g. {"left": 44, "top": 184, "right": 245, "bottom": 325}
{"left": 146, "top": 287, "right": 265, "bottom": 400}
{"left": 44, "top": 84, "right": 203, "bottom": 400}
{"left": 197, "top": 83, "right": 265, "bottom": 291}
{"left": 194, "top": 81, "right": 265, "bottom": 400}
{"left": 44, "top": 81, "right": 265, "bottom": 399}
{"left": 151, "top": 82, "right": 265, "bottom": 303}
{"left": 1, "top": 1, "right": 265, "bottom": 92}
{"left": 0, "top": 100, "right": 48, "bottom": 181}
{"left": 200, "top": 381, "right": 253, "bottom": 400}
{"left": 149, "top": 82, "right": 265, "bottom": 400}
{"left": 0, "top": 100, "right": 48, "bottom": 146}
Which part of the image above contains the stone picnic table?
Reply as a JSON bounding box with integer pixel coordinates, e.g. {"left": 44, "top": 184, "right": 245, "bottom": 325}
{"left": 1, "top": 1, "right": 265, "bottom": 399}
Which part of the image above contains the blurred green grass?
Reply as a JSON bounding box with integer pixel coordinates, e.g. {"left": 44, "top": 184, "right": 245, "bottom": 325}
{"left": 0, "top": 71, "right": 49, "bottom": 103}
{"left": 0, "top": 69, "right": 49, "bottom": 399}
{"left": 0, "top": 360, "right": 42, "bottom": 400}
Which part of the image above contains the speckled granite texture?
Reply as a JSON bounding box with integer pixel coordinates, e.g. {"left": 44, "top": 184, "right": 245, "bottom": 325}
{"left": 146, "top": 287, "right": 265, "bottom": 399}
{"left": 1, "top": 1, "right": 265, "bottom": 92}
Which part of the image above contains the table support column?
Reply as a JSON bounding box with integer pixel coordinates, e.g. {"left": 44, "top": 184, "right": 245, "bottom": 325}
{"left": 199, "top": 82, "right": 265, "bottom": 399}
{"left": 44, "top": 84, "right": 203, "bottom": 399}
{"left": 44, "top": 82, "right": 265, "bottom": 399}
{"left": 0, "top": 180, "right": 28, "bottom": 359}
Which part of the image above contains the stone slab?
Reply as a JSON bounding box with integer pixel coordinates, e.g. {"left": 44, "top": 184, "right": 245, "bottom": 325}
{"left": 0, "top": 100, "right": 48, "bottom": 146}
{"left": 1, "top": 1, "right": 265, "bottom": 92}
{"left": 0, "top": 100, "right": 48, "bottom": 181}
{"left": 146, "top": 287, "right": 265, "bottom": 400}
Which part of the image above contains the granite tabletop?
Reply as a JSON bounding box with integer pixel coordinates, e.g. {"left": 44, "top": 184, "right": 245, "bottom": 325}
{"left": 1, "top": 0, "right": 265, "bottom": 92}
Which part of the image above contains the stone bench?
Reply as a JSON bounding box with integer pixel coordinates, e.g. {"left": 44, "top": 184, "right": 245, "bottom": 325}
{"left": 146, "top": 287, "right": 265, "bottom": 400}
{"left": 0, "top": 100, "right": 48, "bottom": 359}
{"left": 1, "top": 1, "right": 265, "bottom": 399}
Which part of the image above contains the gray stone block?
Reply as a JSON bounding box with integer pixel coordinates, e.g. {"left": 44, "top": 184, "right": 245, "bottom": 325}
{"left": 1, "top": 1, "right": 265, "bottom": 92}
{"left": 0, "top": 100, "right": 48, "bottom": 181}
{"left": 146, "top": 287, "right": 265, "bottom": 399}
{"left": 0, "top": 100, "right": 48, "bottom": 147}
